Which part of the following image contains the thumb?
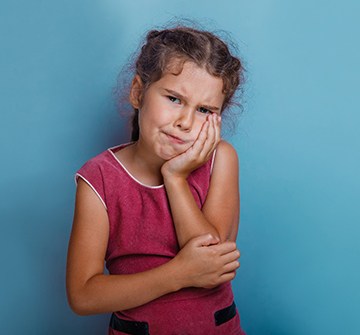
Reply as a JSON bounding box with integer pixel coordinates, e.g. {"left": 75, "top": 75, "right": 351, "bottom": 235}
{"left": 193, "top": 233, "right": 220, "bottom": 247}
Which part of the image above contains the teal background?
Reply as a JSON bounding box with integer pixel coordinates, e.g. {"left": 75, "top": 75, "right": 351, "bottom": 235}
{"left": 1, "top": 1, "right": 359, "bottom": 334}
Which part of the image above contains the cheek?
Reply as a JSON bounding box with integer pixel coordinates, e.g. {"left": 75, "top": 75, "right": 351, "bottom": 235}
{"left": 138, "top": 111, "right": 161, "bottom": 131}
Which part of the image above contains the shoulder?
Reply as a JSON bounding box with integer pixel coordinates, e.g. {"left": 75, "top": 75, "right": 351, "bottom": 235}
{"left": 75, "top": 148, "right": 116, "bottom": 190}
{"left": 213, "top": 140, "right": 239, "bottom": 172}
{"left": 75, "top": 149, "right": 116, "bottom": 210}
{"left": 82, "top": 149, "right": 112, "bottom": 167}
{"left": 76, "top": 147, "right": 119, "bottom": 175}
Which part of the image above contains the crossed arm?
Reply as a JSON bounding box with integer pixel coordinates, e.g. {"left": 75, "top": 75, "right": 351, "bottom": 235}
{"left": 66, "top": 114, "right": 241, "bottom": 315}
{"left": 162, "top": 114, "right": 240, "bottom": 247}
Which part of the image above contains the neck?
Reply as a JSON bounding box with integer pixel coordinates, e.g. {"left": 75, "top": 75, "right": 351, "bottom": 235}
{"left": 130, "top": 140, "right": 165, "bottom": 185}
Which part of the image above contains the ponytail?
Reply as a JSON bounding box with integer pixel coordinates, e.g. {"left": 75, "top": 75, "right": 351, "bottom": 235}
{"left": 131, "top": 109, "right": 140, "bottom": 141}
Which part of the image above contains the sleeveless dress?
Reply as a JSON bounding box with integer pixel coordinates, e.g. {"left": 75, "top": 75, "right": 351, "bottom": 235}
{"left": 75, "top": 143, "right": 246, "bottom": 335}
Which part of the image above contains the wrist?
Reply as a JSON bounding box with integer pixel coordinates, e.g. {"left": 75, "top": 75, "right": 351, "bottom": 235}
{"left": 161, "top": 165, "right": 188, "bottom": 182}
{"left": 167, "top": 257, "right": 187, "bottom": 291}
{"left": 163, "top": 174, "right": 188, "bottom": 189}
{"left": 161, "top": 163, "right": 190, "bottom": 181}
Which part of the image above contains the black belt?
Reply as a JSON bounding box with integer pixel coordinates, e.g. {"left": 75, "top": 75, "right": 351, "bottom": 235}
{"left": 110, "top": 301, "right": 237, "bottom": 334}
{"left": 109, "top": 313, "right": 149, "bottom": 335}
{"left": 215, "top": 300, "right": 237, "bottom": 326}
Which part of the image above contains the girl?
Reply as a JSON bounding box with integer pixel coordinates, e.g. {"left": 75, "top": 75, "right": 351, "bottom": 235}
{"left": 66, "top": 26, "right": 246, "bottom": 334}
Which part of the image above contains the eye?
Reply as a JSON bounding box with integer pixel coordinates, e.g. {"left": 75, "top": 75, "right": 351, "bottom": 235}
{"left": 198, "top": 107, "right": 213, "bottom": 114}
{"left": 168, "top": 96, "right": 181, "bottom": 104}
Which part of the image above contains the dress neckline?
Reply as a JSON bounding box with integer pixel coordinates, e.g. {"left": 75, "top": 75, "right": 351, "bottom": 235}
{"left": 107, "top": 143, "right": 165, "bottom": 189}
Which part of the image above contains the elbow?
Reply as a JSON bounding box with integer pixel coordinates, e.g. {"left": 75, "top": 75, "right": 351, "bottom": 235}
{"left": 67, "top": 293, "right": 87, "bottom": 316}
{"left": 209, "top": 228, "right": 222, "bottom": 243}
{"left": 67, "top": 287, "right": 94, "bottom": 316}
{"left": 219, "top": 222, "right": 239, "bottom": 243}
{"left": 218, "top": 230, "right": 237, "bottom": 243}
{"left": 219, "top": 234, "right": 235, "bottom": 243}
{"left": 66, "top": 272, "right": 107, "bottom": 315}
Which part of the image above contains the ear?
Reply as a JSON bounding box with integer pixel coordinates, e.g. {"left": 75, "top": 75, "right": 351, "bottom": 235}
{"left": 129, "top": 75, "right": 144, "bottom": 109}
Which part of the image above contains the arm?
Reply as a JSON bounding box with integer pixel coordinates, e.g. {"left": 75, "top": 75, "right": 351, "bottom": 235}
{"left": 161, "top": 115, "right": 240, "bottom": 247}
{"left": 66, "top": 179, "right": 240, "bottom": 315}
{"left": 202, "top": 141, "right": 240, "bottom": 242}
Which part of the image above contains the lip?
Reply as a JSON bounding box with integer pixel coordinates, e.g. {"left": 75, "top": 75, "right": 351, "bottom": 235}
{"left": 164, "top": 132, "right": 187, "bottom": 145}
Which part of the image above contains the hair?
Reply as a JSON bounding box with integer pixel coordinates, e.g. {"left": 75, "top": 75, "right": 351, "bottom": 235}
{"left": 116, "top": 24, "right": 245, "bottom": 141}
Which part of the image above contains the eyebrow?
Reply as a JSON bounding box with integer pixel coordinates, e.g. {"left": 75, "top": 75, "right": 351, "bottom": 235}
{"left": 163, "top": 88, "right": 221, "bottom": 111}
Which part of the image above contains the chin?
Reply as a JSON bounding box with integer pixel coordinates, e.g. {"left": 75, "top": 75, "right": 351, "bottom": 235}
{"left": 160, "top": 152, "right": 179, "bottom": 161}
{"left": 159, "top": 148, "right": 184, "bottom": 161}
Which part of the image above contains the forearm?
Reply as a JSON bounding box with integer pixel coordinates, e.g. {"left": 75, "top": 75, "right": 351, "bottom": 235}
{"left": 68, "top": 258, "right": 183, "bottom": 315}
{"left": 164, "top": 176, "right": 220, "bottom": 248}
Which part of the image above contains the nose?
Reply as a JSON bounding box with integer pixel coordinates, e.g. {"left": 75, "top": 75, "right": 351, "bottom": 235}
{"left": 174, "top": 108, "right": 194, "bottom": 132}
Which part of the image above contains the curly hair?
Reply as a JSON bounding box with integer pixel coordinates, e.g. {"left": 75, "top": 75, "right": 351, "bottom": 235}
{"left": 117, "top": 25, "right": 245, "bottom": 141}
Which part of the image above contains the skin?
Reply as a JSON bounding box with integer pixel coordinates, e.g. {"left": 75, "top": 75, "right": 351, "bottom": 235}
{"left": 66, "top": 61, "right": 241, "bottom": 315}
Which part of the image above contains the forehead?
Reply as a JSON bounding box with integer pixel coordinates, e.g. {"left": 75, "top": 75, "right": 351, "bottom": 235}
{"left": 154, "top": 61, "right": 225, "bottom": 103}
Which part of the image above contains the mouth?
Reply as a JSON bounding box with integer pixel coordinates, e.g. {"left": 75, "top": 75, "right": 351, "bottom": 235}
{"left": 163, "top": 132, "right": 188, "bottom": 145}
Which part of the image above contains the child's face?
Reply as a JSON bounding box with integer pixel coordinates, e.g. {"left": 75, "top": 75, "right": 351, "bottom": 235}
{"left": 134, "top": 61, "right": 225, "bottom": 161}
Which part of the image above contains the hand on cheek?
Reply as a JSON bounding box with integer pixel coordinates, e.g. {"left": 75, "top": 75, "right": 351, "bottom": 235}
{"left": 193, "top": 113, "right": 221, "bottom": 162}
{"left": 161, "top": 114, "right": 222, "bottom": 180}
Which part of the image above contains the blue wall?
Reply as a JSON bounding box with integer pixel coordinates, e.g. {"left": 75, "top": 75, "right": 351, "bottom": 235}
{"left": 1, "top": 1, "right": 359, "bottom": 334}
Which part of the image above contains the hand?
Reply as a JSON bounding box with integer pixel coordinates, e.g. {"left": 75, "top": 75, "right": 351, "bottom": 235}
{"left": 173, "top": 234, "right": 241, "bottom": 289}
{"left": 161, "top": 113, "right": 221, "bottom": 180}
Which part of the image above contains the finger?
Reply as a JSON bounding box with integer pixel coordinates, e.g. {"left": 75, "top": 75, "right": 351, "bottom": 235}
{"left": 221, "top": 260, "right": 240, "bottom": 274}
{"left": 208, "top": 114, "right": 217, "bottom": 148}
{"left": 214, "top": 115, "right": 221, "bottom": 148}
{"left": 207, "top": 114, "right": 220, "bottom": 158}
{"left": 190, "top": 120, "right": 209, "bottom": 154}
{"left": 212, "top": 241, "right": 238, "bottom": 255}
{"left": 207, "top": 114, "right": 219, "bottom": 150}
{"left": 218, "top": 271, "right": 237, "bottom": 284}
{"left": 197, "top": 115, "right": 216, "bottom": 160}
{"left": 221, "top": 249, "right": 241, "bottom": 264}
{"left": 197, "top": 120, "right": 209, "bottom": 144}
{"left": 190, "top": 233, "right": 220, "bottom": 247}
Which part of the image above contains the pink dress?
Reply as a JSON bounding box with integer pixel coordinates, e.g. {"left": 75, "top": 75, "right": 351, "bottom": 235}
{"left": 76, "top": 143, "right": 246, "bottom": 335}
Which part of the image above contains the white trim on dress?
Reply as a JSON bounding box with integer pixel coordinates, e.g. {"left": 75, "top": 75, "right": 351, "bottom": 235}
{"left": 107, "top": 145, "right": 165, "bottom": 189}
{"left": 107, "top": 143, "right": 217, "bottom": 187}
{"left": 75, "top": 173, "right": 108, "bottom": 210}
{"left": 210, "top": 149, "right": 217, "bottom": 175}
